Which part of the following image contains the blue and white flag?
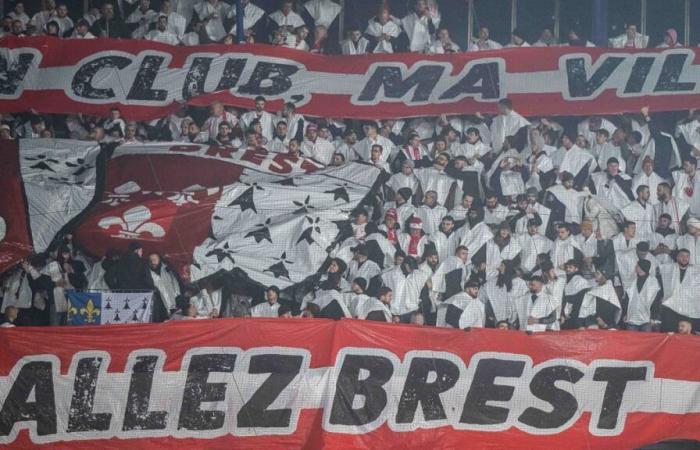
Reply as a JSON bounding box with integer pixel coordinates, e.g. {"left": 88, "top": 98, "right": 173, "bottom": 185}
{"left": 67, "top": 291, "right": 153, "bottom": 325}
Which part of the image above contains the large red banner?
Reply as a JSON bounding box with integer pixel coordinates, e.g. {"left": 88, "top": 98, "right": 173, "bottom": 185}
{"left": 1, "top": 319, "right": 699, "bottom": 449}
{"left": 1, "top": 36, "right": 699, "bottom": 120}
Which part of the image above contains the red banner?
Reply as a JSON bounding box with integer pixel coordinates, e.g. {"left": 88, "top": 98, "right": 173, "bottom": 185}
{"left": 1, "top": 319, "right": 699, "bottom": 449}
{"left": 1, "top": 36, "right": 699, "bottom": 120}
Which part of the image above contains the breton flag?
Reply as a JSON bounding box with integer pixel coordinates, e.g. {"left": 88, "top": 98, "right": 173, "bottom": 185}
{"left": 66, "top": 290, "right": 154, "bottom": 325}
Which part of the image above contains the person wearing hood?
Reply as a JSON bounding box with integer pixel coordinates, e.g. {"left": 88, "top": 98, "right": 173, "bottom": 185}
{"left": 379, "top": 256, "right": 431, "bottom": 322}
{"left": 579, "top": 271, "right": 621, "bottom": 329}
{"left": 399, "top": 217, "right": 430, "bottom": 258}
{"left": 148, "top": 253, "right": 181, "bottom": 322}
{"left": 659, "top": 249, "right": 700, "bottom": 332}
{"left": 458, "top": 201, "right": 494, "bottom": 267}
{"left": 656, "top": 28, "right": 682, "bottom": 48}
{"left": 105, "top": 242, "right": 155, "bottom": 291}
{"left": 482, "top": 260, "right": 528, "bottom": 328}
{"left": 561, "top": 259, "right": 591, "bottom": 329}
{"left": 624, "top": 260, "right": 661, "bottom": 332}
{"left": 347, "top": 244, "right": 382, "bottom": 285}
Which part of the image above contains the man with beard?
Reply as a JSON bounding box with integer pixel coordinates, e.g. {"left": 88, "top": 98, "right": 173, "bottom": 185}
{"left": 651, "top": 213, "right": 678, "bottom": 265}
{"left": 458, "top": 201, "right": 494, "bottom": 267}
{"left": 148, "top": 253, "right": 181, "bottom": 322}
{"left": 515, "top": 275, "right": 560, "bottom": 331}
{"left": 432, "top": 215, "right": 460, "bottom": 263}
{"left": 517, "top": 217, "right": 553, "bottom": 274}
{"left": 379, "top": 256, "right": 431, "bottom": 322}
{"left": 436, "top": 279, "right": 483, "bottom": 329}
{"left": 622, "top": 185, "right": 655, "bottom": 242}
{"left": 414, "top": 152, "right": 457, "bottom": 208}
{"left": 334, "top": 128, "right": 358, "bottom": 162}
{"left": 483, "top": 192, "right": 509, "bottom": 226}
{"left": 624, "top": 260, "right": 661, "bottom": 332}
{"left": 483, "top": 223, "right": 522, "bottom": 272}
{"left": 655, "top": 182, "right": 688, "bottom": 235}
{"left": 544, "top": 172, "right": 589, "bottom": 238}
{"left": 482, "top": 261, "right": 528, "bottom": 328}
{"left": 209, "top": 121, "right": 235, "bottom": 146}
{"left": 676, "top": 217, "right": 700, "bottom": 265}
{"left": 355, "top": 287, "right": 393, "bottom": 322}
{"left": 240, "top": 96, "right": 274, "bottom": 141}
{"left": 659, "top": 249, "right": 700, "bottom": 332}
{"left": 431, "top": 245, "right": 471, "bottom": 303}
{"left": 561, "top": 259, "right": 591, "bottom": 329}
{"left": 579, "top": 271, "right": 621, "bottom": 329}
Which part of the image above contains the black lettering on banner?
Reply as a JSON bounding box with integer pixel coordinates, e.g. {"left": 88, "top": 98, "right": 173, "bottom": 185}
{"left": 0, "top": 53, "right": 35, "bottom": 96}
{"left": 215, "top": 58, "right": 247, "bottom": 91}
{"left": 182, "top": 57, "right": 212, "bottom": 99}
{"left": 565, "top": 56, "right": 625, "bottom": 98}
{"left": 396, "top": 357, "right": 459, "bottom": 424}
{"left": 71, "top": 56, "right": 131, "bottom": 99}
{"left": 358, "top": 65, "right": 445, "bottom": 103}
{"left": 178, "top": 354, "right": 236, "bottom": 431}
{"left": 0, "top": 361, "right": 56, "bottom": 437}
{"left": 654, "top": 53, "right": 696, "bottom": 92}
{"left": 593, "top": 366, "right": 647, "bottom": 430}
{"left": 460, "top": 358, "right": 525, "bottom": 425}
{"left": 67, "top": 357, "right": 112, "bottom": 433}
{"left": 126, "top": 55, "right": 168, "bottom": 102}
{"left": 439, "top": 62, "right": 500, "bottom": 100}
{"left": 518, "top": 365, "right": 584, "bottom": 429}
{"left": 623, "top": 57, "right": 655, "bottom": 94}
{"left": 237, "top": 354, "right": 303, "bottom": 428}
{"left": 329, "top": 355, "right": 393, "bottom": 426}
{"left": 238, "top": 62, "right": 298, "bottom": 96}
{"left": 122, "top": 356, "right": 167, "bottom": 431}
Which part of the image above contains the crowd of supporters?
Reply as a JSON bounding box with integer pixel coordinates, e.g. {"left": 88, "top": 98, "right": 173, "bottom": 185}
{"left": 1, "top": 0, "right": 700, "bottom": 336}
{"left": 1, "top": 0, "right": 696, "bottom": 50}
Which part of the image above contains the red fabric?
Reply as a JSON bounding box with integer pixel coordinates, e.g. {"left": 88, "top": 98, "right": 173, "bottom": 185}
{"left": 1, "top": 320, "right": 700, "bottom": 449}
{"left": 0, "top": 140, "right": 33, "bottom": 272}
{"left": 2, "top": 36, "right": 700, "bottom": 120}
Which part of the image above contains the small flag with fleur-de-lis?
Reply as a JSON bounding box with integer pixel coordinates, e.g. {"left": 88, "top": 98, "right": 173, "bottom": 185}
{"left": 66, "top": 291, "right": 153, "bottom": 325}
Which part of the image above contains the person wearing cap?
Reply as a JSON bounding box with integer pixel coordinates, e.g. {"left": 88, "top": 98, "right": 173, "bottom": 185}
{"left": 380, "top": 255, "right": 431, "bottom": 321}
{"left": 144, "top": 14, "right": 180, "bottom": 44}
{"left": 517, "top": 216, "right": 553, "bottom": 274}
{"left": 650, "top": 213, "right": 677, "bottom": 265}
{"left": 621, "top": 185, "right": 655, "bottom": 242}
{"left": 589, "top": 157, "right": 635, "bottom": 211}
{"left": 659, "top": 249, "right": 700, "bottom": 332}
{"left": 624, "top": 259, "right": 661, "bottom": 332}
{"left": 251, "top": 286, "right": 282, "bottom": 318}
{"left": 0, "top": 124, "right": 13, "bottom": 140}
{"left": 673, "top": 158, "right": 700, "bottom": 218}
{"left": 106, "top": 242, "right": 156, "bottom": 291}
{"left": 379, "top": 208, "right": 400, "bottom": 245}
{"left": 399, "top": 217, "right": 429, "bottom": 258}
{"left": 346, "top": 277, "right": 370, "bottom": 317}
{"left": 560, "top": 259, "right": 591, "bottom": 329}
{"left": 436, "top": 279, "right": 484, "bottom": 329}
{"left": 676, "top": 217, "right": 700, "bottom": 265}
{"left": 544, "top": 171, "right": 589, "bottom": 231}
{"left": 347, "top": 244, "right": 381, "bottom": 286}
{"left": 579, "top": 271, "right": 621, "bottom": 329}
{"left": 505, "top": 27, "right": 529, "bottom": 48}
